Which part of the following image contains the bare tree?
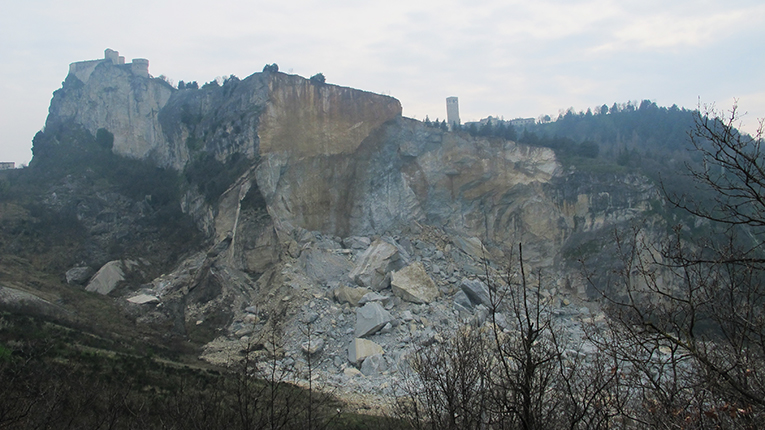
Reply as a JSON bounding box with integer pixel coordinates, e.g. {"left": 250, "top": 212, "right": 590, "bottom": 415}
{"left": 485, "top": 245, "right": 617, "bottom": 430}
{"left": 397, "top": 244, "right": 616, "bottom": 429}
{"left": 396, "top": 324, "right": 490, "bottom": 430}
{"left": 668, "top": 102, "right": 765, "bottom": 231}
{"left": 588, "top": 106, "right": 765, "bottom": 428}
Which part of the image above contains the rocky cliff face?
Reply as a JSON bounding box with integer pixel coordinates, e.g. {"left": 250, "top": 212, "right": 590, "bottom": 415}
{"left": 259, "top": 74, "right": 402, "bottom": 157}
{"left": 34, "top": 59, "right": 666, "bottom": 402}
{"left": 41, "top": 58, "right": 664, "bottom": 299}
{"left": 48, "top": 63, "right": 176, "bottom": 164}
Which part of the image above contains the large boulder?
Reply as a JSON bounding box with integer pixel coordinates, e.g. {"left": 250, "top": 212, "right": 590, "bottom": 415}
{"left": 343, "top": 236, "right": 371, "bottom": 250}
{"left": 65, "top": 266, "right": 93, "bottom": 285}
{"left": 349, "top": 238, "right": 409, "bottom": 291}
{"left": 453, "top": 289, "right": 473, "bottom": 312}
{"left": 453, "top": 236, "right": 489, "bottom": 261}
{"left": 348, "top": 338, "right": 384, "bottom": 365}
{"left": 358, "top": 292, "right": 391, "bottom": 306}
{"left": 333, "top": 285, "right": 371, "bottom": 307}
{"left": 355, "top": 302, "right": 394, "bottom": 337}
{"left": 391, "top": 262, "right": 439, "bottom": 304}
{"left": 86, "top": 260, "right": 138, "bottom": 295}
{"left": 126, "top": 293, "right": 159, "bottom": 304}
{"left": 360, "top": 354, "right": 387, "bottom": 376}
{"left": 460, "top": 278, "right": 492, "bottom": 307}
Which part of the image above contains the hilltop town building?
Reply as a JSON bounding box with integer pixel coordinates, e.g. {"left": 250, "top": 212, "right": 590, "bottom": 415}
{"left": 68, "top": 49, "right": 149, "bottom": 84}
{"left": 508, "top": 117, "right": 536, "bottom": 128}
{"left": 466, "top": 116, "right": 536, "bottom": 130}
{"left": 446, "top": 97, "right": 460, "bottom": 130}
{"left": 0, "top": 162, "right": 15, "bottom": 170}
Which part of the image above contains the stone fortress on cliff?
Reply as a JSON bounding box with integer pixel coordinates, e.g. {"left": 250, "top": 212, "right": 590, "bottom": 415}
{"left": 68, "top": 48, "right": 150, "bottom": 84}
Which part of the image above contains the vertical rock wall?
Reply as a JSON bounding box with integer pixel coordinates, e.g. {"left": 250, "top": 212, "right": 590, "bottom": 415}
{"left": 47, "top": 62, "right": 176, "bottom": 165}
{"left": 258, "top": 74, "right": 402, "bottom": 157}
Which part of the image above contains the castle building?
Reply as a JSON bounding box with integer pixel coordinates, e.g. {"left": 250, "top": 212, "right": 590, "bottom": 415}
{"left": 68, "top": 49, "right": 150, "bottom": 83}
{"left": 468, "top": 116, "right": 536, "bottom": 129}
{"left": 446, "top": 96, "right": 460, "bottom": 130}
{"left": 509, "top": 117, "right": 536, "bottom": 128}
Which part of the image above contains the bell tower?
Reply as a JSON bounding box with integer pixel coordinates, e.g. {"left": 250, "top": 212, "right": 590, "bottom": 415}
{"left": 446, "top": 96, "right": 460, "bottom": 130}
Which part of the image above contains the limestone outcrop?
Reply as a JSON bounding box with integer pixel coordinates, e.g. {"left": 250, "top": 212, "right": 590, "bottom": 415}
{"left": 258, "top": 74, "right": 401, "bottom": 157}
{"left": 48, "top": 63, "right": 176, "bottom": 165}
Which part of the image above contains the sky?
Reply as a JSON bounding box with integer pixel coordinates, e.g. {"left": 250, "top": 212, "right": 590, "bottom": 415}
{"left": 1, "top": 0, "right": 763, "bottom": 166}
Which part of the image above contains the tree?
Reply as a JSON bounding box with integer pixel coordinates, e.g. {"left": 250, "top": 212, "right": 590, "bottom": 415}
{"left": 310, "top": 73, "right": 326, "bottom": 84}
{"left": 502, "top": 122, "right": 517, "bottom": 141}
{"left": 577, "top": 141, "right": 599, "bottom": 159}
{"left": 589, "top": 104, "right": 765, "bottom": 427}
{"left": 31, "top": 130, "right": 52, "bottom": 160}
{"left": 668, "top": 103, "right": 765, "bottom": 230}
{"left": 263, "top": 63, "right": 279, "bottom": 73}
{"left": 95, "top": 128, "right": 114, "bottom": 150}
{"left": 479, "top": 119, "right": 493, "bottom": 137}
{"left": 398, "top": 245, "right": 616, "bottom": 429}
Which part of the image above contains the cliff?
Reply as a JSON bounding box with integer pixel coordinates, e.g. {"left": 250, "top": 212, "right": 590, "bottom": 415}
{"left": 259, "top": 73, "right": 402, "bottom": 157}
{"left": 38, "top": 51, "right": 664, "bottom": 294}
{"left": 14, "top": 52, "right": 674, "bottom": 403}
{"left": 48, "top": 62, "right": 175, "bottom": 164}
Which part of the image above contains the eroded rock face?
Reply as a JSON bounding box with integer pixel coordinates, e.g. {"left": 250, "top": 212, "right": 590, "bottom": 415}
{"left": 46, "top": 61, "right": 620, "bottom": 269}
{"left": 254, "top": 116, "right": 569, "bottom": 260}
{"left": 258, "top": 74, "right": 401, "bottom": 157}
{"left": 48, "top": 64, "right": 176, "bottom": 165}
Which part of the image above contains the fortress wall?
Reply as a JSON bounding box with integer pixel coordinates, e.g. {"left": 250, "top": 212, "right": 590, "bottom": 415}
{"left": 131, "top": 59, "right": 149, "bottom": 78}
{"left": 68, "top": 60, "right": 104, "bottom": 83}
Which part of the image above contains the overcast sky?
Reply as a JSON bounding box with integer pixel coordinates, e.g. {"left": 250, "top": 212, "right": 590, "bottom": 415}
{"left": 1, "top": 0, "right": 763, "bottom": 166}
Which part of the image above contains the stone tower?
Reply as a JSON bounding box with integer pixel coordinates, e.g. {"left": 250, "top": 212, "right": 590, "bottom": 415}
{"left": 131, "top": 58, "right": 149, "bottom": 78}
{"left": 446, "top": 96, "right": 460, "bottom": 130}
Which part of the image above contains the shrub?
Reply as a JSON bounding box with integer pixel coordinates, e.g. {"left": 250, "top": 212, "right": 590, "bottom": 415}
{"left": 95, "top": 128, "right": 114, "bottom": 150}
{"left": 310, "top": 73, "right": 326, "bottom": 84}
